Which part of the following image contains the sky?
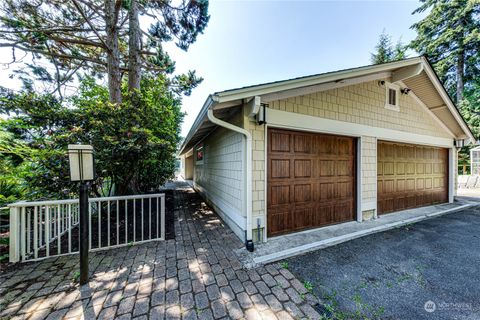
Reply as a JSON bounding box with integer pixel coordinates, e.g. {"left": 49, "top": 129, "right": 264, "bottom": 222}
{"left": 0, "top": 1, "right": 427, "bottom": 136}
{"left": 164, "top": 0, "right": 427, "bottom": 137}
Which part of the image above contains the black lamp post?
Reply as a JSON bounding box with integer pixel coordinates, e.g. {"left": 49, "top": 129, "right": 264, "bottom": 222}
{"left": 68, "top": 144, "right": 94, "bottom": 285}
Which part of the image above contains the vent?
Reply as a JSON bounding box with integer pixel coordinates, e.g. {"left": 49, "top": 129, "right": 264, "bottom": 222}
{"left": 385, "top": 82, "right": 400, "bottom": 111}
{"left": 388, "top": 88, "right": 397, "bottom": 106}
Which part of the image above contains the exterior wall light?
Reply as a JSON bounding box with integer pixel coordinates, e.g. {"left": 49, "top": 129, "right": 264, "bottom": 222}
{"left": 454, "top": 139, "right": 465, "bottom": 149}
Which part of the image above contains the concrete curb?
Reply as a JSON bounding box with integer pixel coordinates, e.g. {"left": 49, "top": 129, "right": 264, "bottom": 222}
{"left": 253, "top": 203, "right": 476, "bottom": 265}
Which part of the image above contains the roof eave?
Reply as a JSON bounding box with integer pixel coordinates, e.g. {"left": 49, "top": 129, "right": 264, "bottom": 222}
{"left": 178, "top": 95, "right": 216, "bottom": 155}
{"left": 214, "top": 57, "right": 424, "bottom": 102}
{"left": 420, "top": 56, "right": 476, "bottom": 143}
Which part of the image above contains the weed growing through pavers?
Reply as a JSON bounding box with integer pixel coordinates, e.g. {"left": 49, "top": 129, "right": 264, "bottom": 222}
{"left": 314, "top": 286, "right": 386, "bottom": 319}
{"left": 303, "top": 280, "right": 314, "bottom": 293}
{"left": 396, "top": 273, "right": 413, "bottom": 284}
{"left": 72, "top": 271, "right": 80, "bottom": 283}
{"left": 280, "top": 261, "right": 289, "bottom": 269}
{"left": 414, "top": 264, "right": 428, "bottom": 287}
{"left": 351, "top": 293, "right": 386, "bottom": 319}
{"left": 356, "top": 281, "right": 368, "bottom": 290}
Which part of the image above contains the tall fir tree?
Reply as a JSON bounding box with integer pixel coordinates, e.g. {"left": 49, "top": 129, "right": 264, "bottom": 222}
{"left": 371, "top": 30, "right": 407, "bottom": 64}
{"left": 410, "top": 0, "right": 480, "bottom": 102}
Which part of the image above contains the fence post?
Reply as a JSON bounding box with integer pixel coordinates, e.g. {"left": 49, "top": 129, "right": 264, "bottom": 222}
{"left": 9, "top": 206, "right": 21, "bottom": 263}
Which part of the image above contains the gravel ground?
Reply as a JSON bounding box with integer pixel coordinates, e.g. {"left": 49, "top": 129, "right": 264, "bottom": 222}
{"left": 286, "top": 205, "right": 480, "bottom": 320}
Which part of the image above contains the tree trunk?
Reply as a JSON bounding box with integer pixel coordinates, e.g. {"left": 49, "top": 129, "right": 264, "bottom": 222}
{"left": 457, "top": 50, "right": 465, "bottom": 102}
{"left": 456, "top": 19, "right": 465, "bottom": 103}
{"left": 105, "top": 0, "right": 122, "bottom": 104}
{"left": 128, "top": 0, "right": 141, "bottom": 92}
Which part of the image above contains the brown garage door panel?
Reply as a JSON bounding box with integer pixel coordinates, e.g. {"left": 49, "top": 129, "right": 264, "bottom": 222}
{"left": 267, "top": 128, "right": 356, "bottom": 237}
{"left": 377, "top": 141, "right": 448, "bottom": 214}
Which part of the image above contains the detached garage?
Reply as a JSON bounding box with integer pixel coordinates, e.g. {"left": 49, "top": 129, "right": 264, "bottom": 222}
{"left": 179, "top": 56, "right": 474, "bottom": 249}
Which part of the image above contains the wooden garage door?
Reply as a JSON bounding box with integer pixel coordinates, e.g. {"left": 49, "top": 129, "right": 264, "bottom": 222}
{"left": 377, "top": 141, "right": 448, "bottom": 214}
{"left": 267, "top": 128, "right": 356, "bottom": 237}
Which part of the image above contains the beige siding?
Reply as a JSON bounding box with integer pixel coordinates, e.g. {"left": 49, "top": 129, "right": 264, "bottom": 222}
{"left": 361, "top": 136, "right": 377, "bottom": 216}
{"left": 268, "top": 80, "right": 451, "bottom": 138}
{"left": 193, "top": 111, "right": 245, "bottom": 239}
{"left": 244, "top": 108, "right": 266, "bottom": 231}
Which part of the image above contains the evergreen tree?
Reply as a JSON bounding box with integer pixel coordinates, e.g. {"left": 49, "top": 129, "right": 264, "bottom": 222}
{"left": 0, "top": 0, "right": 210, "bottom": 102}
{"left": 371, "top": 30, "right": 407, "bottom": 64}
{"left": 410, "top": 0, "right": 480, "bottom": 102}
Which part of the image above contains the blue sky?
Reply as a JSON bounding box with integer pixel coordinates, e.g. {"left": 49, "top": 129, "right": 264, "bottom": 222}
{"left": 166, "top": 0, "right": 427, "bottom": 136}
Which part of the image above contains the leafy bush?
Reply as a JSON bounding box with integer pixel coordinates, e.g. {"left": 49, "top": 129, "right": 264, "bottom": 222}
{"left": 0, "top": 75, "right": 184, "bottom": 199}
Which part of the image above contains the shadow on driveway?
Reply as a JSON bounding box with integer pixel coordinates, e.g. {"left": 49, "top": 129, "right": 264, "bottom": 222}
{"left": 285, "top": 206, "right": 480, "bottom": 319}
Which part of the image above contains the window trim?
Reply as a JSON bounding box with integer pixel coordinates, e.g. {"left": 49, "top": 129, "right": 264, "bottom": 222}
{"left": 385, "top": 82, "right": 400, "bottom": 112}
{"left": 195, "top": 145, "right": 204, "bottom": 165}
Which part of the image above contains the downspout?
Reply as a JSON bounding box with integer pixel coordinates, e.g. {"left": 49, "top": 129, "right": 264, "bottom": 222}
{"left": 207, "top": 108, "right": 254, "bottom": 252}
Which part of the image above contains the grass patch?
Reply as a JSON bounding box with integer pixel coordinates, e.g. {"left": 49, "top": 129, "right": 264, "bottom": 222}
{"left": 72, "top": 271, "right": 81, "bottom": 283}
{"left": 303, "top": 280, "right": 314, "bottom": 293}
{"left": 315, "top": 286, "right": 386, "bottom": 319}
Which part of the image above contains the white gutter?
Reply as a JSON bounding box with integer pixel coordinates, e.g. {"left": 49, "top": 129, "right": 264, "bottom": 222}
{"left": 207, "top": 107, "right": 253, "bottom": 248}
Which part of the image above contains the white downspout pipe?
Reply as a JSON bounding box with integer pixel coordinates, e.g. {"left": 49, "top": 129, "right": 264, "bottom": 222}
{"left": 207, "top": 109, "right": 254, "bottom": 250}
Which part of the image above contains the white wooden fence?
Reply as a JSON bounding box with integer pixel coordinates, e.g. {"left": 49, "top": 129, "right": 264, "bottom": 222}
{"left": 8, "top": 193, "right": 165, "bottom": 262}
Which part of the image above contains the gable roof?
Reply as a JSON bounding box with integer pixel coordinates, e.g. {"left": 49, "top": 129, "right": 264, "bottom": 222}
{"left": 179, "top": 56, "right": 474, "bottom": 155}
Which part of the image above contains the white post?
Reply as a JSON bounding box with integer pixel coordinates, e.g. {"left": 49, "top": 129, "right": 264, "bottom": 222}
{"left": 356, "top": 137, "right": 363, "bottom": 222}
{"left": 9, "top": 206, "right": 21, "bottom": 263}
{"left": 125, "top": 199, "right": 128, "bottom": 244}
{"left": 107, "top": 201, "right": 110, "bottom": 247}
{"left": 20, "top": 207, "right": 25, "bottom": 261}
{"left": 149, "top": 198, "right": 152, "bottom": 240}
{"left": 161, "top": 195, "right": 165, "bottom": 240}
{"left": 449, "top": 147, "right": 455, "bottom": 203}
{"left": 34, "top": 206, "right": 38, "bottom": 259}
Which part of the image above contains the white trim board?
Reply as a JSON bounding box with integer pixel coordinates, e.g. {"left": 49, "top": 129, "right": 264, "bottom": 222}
{"left": 266, "top": 108, "right": 454, "bottom": 148}
{"left": 356, "top": 138, "right": 363, "bottom": 222}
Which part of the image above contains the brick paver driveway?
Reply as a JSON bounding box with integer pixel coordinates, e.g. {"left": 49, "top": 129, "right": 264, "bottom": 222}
{"left": 0, "top": 182, "right": 321, "bottom": 320}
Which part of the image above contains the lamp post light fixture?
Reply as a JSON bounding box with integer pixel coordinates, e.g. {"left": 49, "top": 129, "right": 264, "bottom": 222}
{"left": 68, "top": 144, "right": 94, "bottom": 285}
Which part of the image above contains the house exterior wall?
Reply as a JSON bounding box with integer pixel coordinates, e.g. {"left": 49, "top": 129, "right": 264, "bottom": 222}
{"left": 248, "top": 79, "right": 454, "bottom": 240}
{"left": 193, "top": 110, "right": 246, "bottom": 240}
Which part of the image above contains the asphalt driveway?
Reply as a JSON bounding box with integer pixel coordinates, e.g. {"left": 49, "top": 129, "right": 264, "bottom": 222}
{"left": 285, "top": 205, "right": 480, "bottom": 320}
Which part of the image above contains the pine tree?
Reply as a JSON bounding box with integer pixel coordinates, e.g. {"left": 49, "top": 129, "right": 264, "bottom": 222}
{"left": 371, "top": 30, "right": 407, "bottom": 64}
{"left": 410, "top": 0, "right": 480, "bottom": 102}
{"left": 0, "top": 0, "right": 210, "bottom": 102}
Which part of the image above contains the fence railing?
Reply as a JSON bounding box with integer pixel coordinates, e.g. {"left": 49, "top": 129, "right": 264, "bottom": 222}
{"left": 9, "top": 193, "right": 165, "bottom": 262}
